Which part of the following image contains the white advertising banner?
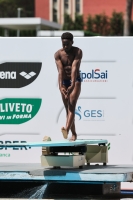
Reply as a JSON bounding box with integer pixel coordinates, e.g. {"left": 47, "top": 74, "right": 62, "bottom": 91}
{"left": 0, "top": 37, "right": 133, "bottom": 165}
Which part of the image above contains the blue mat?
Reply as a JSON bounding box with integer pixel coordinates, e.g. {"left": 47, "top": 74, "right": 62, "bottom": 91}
{"left": 0, "top": 139, "right": 108, "bottom": 148}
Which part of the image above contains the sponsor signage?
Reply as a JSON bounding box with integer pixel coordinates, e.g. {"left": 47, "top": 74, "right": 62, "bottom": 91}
{"left": 0, "top": 141, "right": 30, "bottom": 150}
{"left": 0, "top": 62, "right": 42, "bottom": 88}
{"left": 0, "top": 153, "right": 10, "bottom": 157}
{"left": 75, "top": 106, "right": 104, "bottom": 121}
{"left": 80, "top": 69, "right": 108, "bottom": 82}
{"left": 0, "top": 98, "right": 42, "bottom": 124}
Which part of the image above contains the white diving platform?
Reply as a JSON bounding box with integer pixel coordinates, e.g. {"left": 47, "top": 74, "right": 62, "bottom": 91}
{"left": 0, "top": 139, "right": 132, "bottom": 195}
{"left": 0, "top": 163, "right": 132, "bottom": 183}
{"left": 0, "top": 163, "right": 133, "bottom": 195}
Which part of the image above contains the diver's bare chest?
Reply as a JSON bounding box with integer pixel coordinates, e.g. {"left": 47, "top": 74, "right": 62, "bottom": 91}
{"left": 60, "top": 53, "right": 75, "bottom": 66}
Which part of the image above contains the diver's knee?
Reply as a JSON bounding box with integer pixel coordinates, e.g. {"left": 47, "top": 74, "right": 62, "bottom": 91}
{"left": 68, "top": 103, "right": 75, "bottom": 113}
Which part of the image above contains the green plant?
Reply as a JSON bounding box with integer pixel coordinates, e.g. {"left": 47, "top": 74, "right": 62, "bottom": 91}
{"left": 86, "top": 15, "right": 93, "bottom": 32}
{"left": 0, "top": 0, "right": 34, "bottom": 36}
{"left": 110, "top": 11, "right": 124, "bottom": 36}
{"left": 74, "top": 14, "right": 84, "bottom": 30}
{"left": 63, "top": 14, "right": 75, "bottom": 30}
{"left": 84, "top": 30, "right": 100, "bottom": 36}
{"left": 86, "top": 13, "right": 109, "bottom": 36}
{"left": 63, "top": 14, "right": 84, "bottom": 31}
{"left": 130, "top": 21, "right": 133, "bottom": 35}
{"left": 0, "top": 0, "right": 34, "bottom": 18}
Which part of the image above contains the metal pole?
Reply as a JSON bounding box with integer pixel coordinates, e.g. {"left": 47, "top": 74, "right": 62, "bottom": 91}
{"left": 17, "top": 8, "right": 22, "bottom": 37}
{"left": 4, "top": 29, "right": 9, "bottom": 37}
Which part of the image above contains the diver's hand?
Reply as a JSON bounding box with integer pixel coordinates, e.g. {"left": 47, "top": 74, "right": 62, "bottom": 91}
{"left": 67, "top": 85, "right": 74, "bottom": 96}
{"left": 60, "top": 87, "right": 67, "bottom": 97}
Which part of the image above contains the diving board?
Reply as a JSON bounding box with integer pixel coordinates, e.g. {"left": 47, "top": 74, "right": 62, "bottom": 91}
{"left": 0, "top": 139, "right": 108, "bottom": 168}
{"left": 0, "top": 139, "right": 108, "bottom": 148}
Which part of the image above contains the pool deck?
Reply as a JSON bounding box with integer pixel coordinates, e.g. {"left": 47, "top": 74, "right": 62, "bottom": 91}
{"left": 0, "top": 163, "right": 133, "bottom": 183}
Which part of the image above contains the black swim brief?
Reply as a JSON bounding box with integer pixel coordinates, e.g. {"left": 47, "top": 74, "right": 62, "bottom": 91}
{"left": 62, "top": 77, "right": 82, "bottom": 87}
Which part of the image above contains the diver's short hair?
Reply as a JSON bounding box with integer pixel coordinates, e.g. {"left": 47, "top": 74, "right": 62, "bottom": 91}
{"left": 61, "top": 32, "right": 73, "bottom": 41}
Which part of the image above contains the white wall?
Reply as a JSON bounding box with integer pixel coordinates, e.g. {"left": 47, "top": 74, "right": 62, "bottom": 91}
{"left": 0, "top": 37, "right": 133, "bottom": 166}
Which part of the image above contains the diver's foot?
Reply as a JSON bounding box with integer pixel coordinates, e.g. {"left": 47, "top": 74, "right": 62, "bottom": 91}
{"left": 69, "top": 134, "right": 77, "bottom": 141}
{"left": 61, "top": 127, "right": 68, "bottom": 139}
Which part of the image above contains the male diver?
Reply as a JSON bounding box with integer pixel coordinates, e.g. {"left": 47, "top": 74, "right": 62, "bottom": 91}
{"left": 54, "top": 32, "right": 82, "bottom": 141}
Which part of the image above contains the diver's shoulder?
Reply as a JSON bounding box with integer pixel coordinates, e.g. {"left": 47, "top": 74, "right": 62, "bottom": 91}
{"left": 73, "top": 46, "right": 82, "bottom": 55}
{"left": 54, "top": 48, "right": 64, "bottom": 59}
{"left": 73, "top": 46, "right": 82, "bottom": 52}
{"left": 55, "top": 48, "right": 64, "bottom": 55}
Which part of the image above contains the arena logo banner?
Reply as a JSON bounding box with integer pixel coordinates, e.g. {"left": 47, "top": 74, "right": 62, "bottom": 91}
{"left": 0, "top": 62, "right": 42, "bottom": 88}
{"left": 0, "top": 98, "right": 42, "bottom": 124}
